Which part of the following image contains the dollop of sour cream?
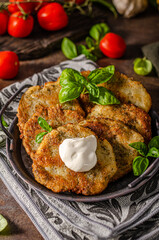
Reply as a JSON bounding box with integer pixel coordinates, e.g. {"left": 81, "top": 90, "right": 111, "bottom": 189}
{"left": 59, "top": 135, "right": 97, "bottom": 172}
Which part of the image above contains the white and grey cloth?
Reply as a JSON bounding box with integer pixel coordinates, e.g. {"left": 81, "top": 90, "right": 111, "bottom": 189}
{"left": 1, "top": 55, "right": 159, "bottom": 240}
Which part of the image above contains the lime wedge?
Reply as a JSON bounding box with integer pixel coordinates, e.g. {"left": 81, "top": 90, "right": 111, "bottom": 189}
{"left": 0, "top": 214, "right": 8, "bottom": 232}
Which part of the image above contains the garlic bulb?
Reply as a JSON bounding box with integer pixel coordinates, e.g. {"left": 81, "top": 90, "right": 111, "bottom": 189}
{"left": 112, "top": 0, "right": 148, "bottom": 18}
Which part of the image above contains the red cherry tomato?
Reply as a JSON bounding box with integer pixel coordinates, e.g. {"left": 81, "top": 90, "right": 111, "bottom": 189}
{"left": 8, "top": 12, "right": 34, "bottom": 38}
{"left": 8, "top": 0, "right": 34, "bottom": 14}
{"left": 0, "top": 10, "right": 9, "bottom": 35}
{"left": 99, "top": 32, "right": 126, "bottom": 59}
{"left": 37, "top": 3, "right": 68, "bottom": 31}
{"left": 0, "top": 51, "right": 19, "bottom": 79}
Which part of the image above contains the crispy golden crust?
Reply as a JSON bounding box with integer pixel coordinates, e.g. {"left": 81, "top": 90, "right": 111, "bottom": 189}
{"left": 32, "top": 124, "right": 117, "bottom": 195}
{"left": 79, "top": 119, "right": 144, "bottom": 181}
{"left": 80, "top": 71, "right": 152, "bottom": 113}
{"left": 22, "top": 105, "right": 84, "bottom": 160}
{"left": 17, "top": 81, "right": 85, "bottom": 137}
{"left": 88, "top": 103, "right": 151, "bottom": 143}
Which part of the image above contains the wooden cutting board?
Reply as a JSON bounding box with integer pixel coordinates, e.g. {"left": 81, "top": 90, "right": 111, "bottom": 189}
{"left": 0, "top": 6, "right": 108, "bottom": 60}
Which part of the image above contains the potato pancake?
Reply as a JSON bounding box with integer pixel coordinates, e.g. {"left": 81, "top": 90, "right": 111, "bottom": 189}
{"left": 79, "top": 71, "right": 152, "bottom": 114}
{"left": 22, "top": 105, "right": 84, "bottom": 160}
{"left": 32, "top": 124, "right": 117, "bottom": 195}
{"left": 79, "top": 119, "right": 144, "bottom": 181}
{"left": 87, "top": 103, "right": 151, "bottom": 143}
{"left": 17, "top": 81, "right": 85, "bottom": 137}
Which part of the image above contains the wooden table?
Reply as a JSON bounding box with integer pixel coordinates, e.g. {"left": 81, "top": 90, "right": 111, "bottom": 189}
{"left": 0, "top": 7, "right": 159, "bottom": 240}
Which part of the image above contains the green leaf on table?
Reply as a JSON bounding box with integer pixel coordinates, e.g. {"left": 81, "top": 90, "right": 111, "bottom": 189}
{"left": 38, "top": 117, "right": 53, "bottom": 132}
{"left": 147, "top": 147, "right": 159, "bottom": 158}
{"left": 61, "top": 37, "right": 78, "bottom": 59}
{"left": 129, "top": 142, "right": 148, "bottom": 156}
{"left": 85, "top": 82, "right": 99, "bottom": 98}
{"left": 60, "top": 68, "right": 87, "bottom": 87}
{"left": 35, "top": 132, "right": 48, "bottom": 143}
{"left": 0, "top": 214, "right": 8, "bottom": 233}
{"left": 90, "top": 86, "right": 120, "bottom": 105}
{"left": 148, "top": 136, "right": 159, "bottom": 150}
{"left": 88, "top": 65, "right": 115, "bottom": 84}
{"left": 77, "top": 44, "right": 97, "bottom": 61}
{"left": 1, "top": 115, "right": 8, "bottom": 127}
{"left": 59, "top": 85, "right": 83, "bottom": 103}
{"left": 89, "top": 23, "right": 110, "bottom": 42}
{"left": 132, "top": 156, "right": 149, "bottom": 176}
{"left": 133, "top": 57, "right": 152, "bottom": 76}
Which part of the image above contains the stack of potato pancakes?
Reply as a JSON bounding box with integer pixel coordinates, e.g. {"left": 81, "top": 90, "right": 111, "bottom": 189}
{"left": 17, "top": 70, "right": 152, "bottom": 195}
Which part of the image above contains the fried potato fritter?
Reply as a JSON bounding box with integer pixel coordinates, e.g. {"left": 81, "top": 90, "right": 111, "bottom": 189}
{"left": 79, "top": 119, "right": 144, "bottom": 181}
{"left": 88, "top": 103, "right": 151, "bottom": 143}
{"left": 79, "top": 71, "right": 152, "bottom": 113}
{"left": 33, "top": 124, "right": 117, "bottom": 195}
{"left": 17, "top": 81, "right": 85, "bottom": 137}
{"left": 22, "top": 105, "right": 84, "bottom": 160}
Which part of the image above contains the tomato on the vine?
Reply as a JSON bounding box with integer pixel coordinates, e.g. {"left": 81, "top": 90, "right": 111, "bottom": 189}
{"left": 100, "top": 32, "right": 126, "bottom": 58}
{"left": 0, "top": 10, "right": 9, "bottom": 35}
{"left": 8, "top": 12, "right": 34, "bottom": 38}
{"left": 37, "top": 3, "right": 68, "bottom": 31}
{"left": 8, "top": 0, "right": 34, "bottom": 14}
{"left": 0, "top": 51, "right": 19, "bottom": 79}
{"left": 33, "top": 0, "right": 48, "bottom": 12}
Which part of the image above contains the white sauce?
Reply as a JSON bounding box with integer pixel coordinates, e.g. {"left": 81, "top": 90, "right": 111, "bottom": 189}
{"left": 59, "top": 135, "right": 97, "bottom": 172}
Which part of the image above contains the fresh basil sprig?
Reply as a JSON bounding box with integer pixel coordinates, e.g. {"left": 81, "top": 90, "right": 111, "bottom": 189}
{"left": 129, "top": 136, "right": 159, "bottom": 176}
{"left": 59, "top": 66, "right": 120, "bottom": 105}
{"left": 35, "top": 117, "right": 53, "bottom": 144}
{"left": 61, "top": 23, "right": 110, "bottom": 61}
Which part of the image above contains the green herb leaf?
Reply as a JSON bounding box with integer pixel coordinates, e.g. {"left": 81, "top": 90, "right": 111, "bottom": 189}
{"left": 89, "top": 23, "right": 110, "bottom": 42}
{"left": 35, "top": 132, "right": 48, "bottom": 144}
{"left": 90, "top": 86, "right": 120, "bottom": 105}
{"left": 148, "top": 136, "right": 159, "bottom": 149}
{"left": 61, "top": 37, "right": 78, "bottom": 60}
{"left": 38, "top": 117, "right": 52, "bottom": 132}
{"left": 147, "top": 147, "right": 159, "bottom": 158}
{"left": 1, "top": 115, "right": 8, "bottom": 127}
{"left": 92, "top": 48, "right": 103, "bottom": 58}
{"left": 0, "top": 214, "right": 8, "bottom": 232}
{"left": 60, "top": 68, "right": 87, "bottom": 87}
{"left": 129, "top": 142, "right": 148, "bottom": 156}
{"left": 133, "top": 58, "right": 153, "bottom": 76}
{"left": 133, "top": 156, "right": 149, "bottom": 176}
{"left": 88, "top": 65, "right": 115, "bottom": 84}
{"left": 85, "top": 82, "right": 99, "bottom": 98}
{"left": 59, "top": 85, "right": 83, "bottom": 103}
{"left": 85, "top": 36, "right": 95, "bottom": 48}
{"left": 77, "top": 44, "right": 97, "bottom": 61}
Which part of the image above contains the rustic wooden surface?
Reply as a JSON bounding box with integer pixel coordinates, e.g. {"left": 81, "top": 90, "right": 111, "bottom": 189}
{"left": 0, "top": 7, "right": 159, "bottom": 240}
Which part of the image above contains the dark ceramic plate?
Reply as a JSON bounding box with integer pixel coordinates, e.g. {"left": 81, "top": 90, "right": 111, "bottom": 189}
{"left": 1, "top": 85, "right": 159, "bottom": 202}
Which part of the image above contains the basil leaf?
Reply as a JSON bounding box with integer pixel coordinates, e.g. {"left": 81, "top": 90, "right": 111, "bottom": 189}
{"left": 129, "top": 142, "right": 148, "bottom": 156}
{"left": 85, "top": 36, "right": 95, "bottom": 48}
{"left": 90, "top": 87, "right": 120, "bottom": 105}
{"left": 148, "top": 136, "right": 159, "bottom": 149}
{"left": 147, "top": 147, "right": 159, "bottom": 158}
{"left": 1, "top": 116, "right": 8, "bottom": 127}
{"left": 60, "top": 68, "right": 87, "bottom": 87}
{"left": 77, "top": 45, "right": 97, "bottom": 62}
{"left": 85, "top": 82, "right": 99, "bottom": 98}
{"left": 38, "top": 117, "right": 52, "bottom": 132}
{"left": 59, "top": 85, "right": 83, "bottom": 103}
{"left": 88, "top": 65, "right": 115, "bottom": 84}
{"left": 89, "top": 23, "right": 110, "bottom": 42}
{"left": 61, "top": 38, "right": 78, "bottom": 59}
{"left": 133, "top": 156, "right": 149, "bottom": 176}
{"left": 35, "top": 132, "right": 48, "bottom": 143}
